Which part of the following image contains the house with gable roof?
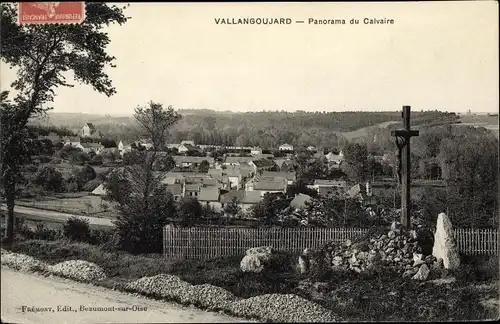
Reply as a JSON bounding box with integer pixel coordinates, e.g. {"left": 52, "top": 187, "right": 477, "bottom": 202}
{"left": 290, "top": 193, "right": 312, "bottom": 210}
{"left": 80, "top": 123, "right": 103, "bottom": 139}
{"left": 249, "top": 159, "right": 277, "bottom": 174}
{"left": 246, "top": 175, "right": 287, "bottom": 196}
{"left": 81, "top": 142, "right": 104, "bottom": 155}
{"left": 198, "top": 187, "right": 222, "bottom": 210}
{"left": 64, "top": 136, "right": 83, "bottom": 150}
{"left": 220, "top": 190, "right": 262, "bottom": 214}
{"left": 261, "top": 171, "right": 296, "bottom": 185}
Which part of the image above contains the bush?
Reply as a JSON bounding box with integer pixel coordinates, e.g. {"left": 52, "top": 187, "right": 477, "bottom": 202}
{"left": 89, "top": 155, "right": 104, "bottom": 166}
{"left": 63, "top": 217, "right": 91, "bottom": 243}
{"left": 88, "top": 228, "right": 114, "bottom": 245}
{"left": 33, "top": 165, "right": 64, "bottom": 192}
{"left": 32, "top": 223, "right": 63, "bottom": 241}
{"left": 265, "top": 250, "right": 296, "bottom": 274}
{"left": 63, "top": 177, "right": 80, "bottom": 193}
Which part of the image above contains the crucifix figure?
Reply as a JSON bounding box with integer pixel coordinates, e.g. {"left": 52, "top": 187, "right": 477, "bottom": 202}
{"left": 391, "top": 106, "right": 419, "bottom": 228}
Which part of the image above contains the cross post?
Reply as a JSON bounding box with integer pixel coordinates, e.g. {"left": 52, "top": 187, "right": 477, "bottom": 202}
{"left": 391, "top": 106, "right": 419, "bottom": 228}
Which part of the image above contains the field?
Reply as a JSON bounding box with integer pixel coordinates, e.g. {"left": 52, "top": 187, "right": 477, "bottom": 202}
{"left": 455, "top": 114, "right": 499, "bottom": 137}
{"left": 16, "top": 195, "right": 119, "bottom": 219}
{"left": 340, "top": 121, "right": 399, "bottom": 140}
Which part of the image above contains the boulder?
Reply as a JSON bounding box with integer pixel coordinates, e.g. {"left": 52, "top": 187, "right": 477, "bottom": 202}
{"left": 432, "top": 213, "right": 460, "bottom": 270}
{"left": 240, "top": 254, "right": 264, "bottom": 273}
{"left": 246, "top": 246, "right": 273, "bottom": 263}
{"left": 412, "top": 264, "right": 430, "bottom": 281}
{"left": 241, "top": 246, "right": 286, "bottom": 273}
{"left": 298, "top": 255, "right": 308, "bottom": 274}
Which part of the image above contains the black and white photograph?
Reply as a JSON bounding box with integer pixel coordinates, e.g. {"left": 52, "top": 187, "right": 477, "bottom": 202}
{"left": 1, "top": 1, "right": 499, "bottom": 323}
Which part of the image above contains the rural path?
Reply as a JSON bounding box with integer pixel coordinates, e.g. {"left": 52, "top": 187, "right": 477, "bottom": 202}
{"left": 1, "top": 268, "right": 252, "bottom": 324}
{"left": 0, "top": 205, "right": 114, "bottom": 228}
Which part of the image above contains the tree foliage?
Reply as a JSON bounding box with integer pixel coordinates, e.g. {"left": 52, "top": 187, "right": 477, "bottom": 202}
{"left": 63, "top": 217, "right": 91, "bottom": 243}
{"left": 134, "top": 102, "right": 182, "bottom": 151}
{"left": 342, "top": 142, "right": 369, "bottom": 182}
{"left": 223, "top": 197, "right": 242, "bottom": 218}
{"left": 0, "top": 2, "right": 128, "bottom": 243}
{"left": 33, "top": 165, "right": 63, "bottom": 192}
{"left": 250, "top": 193, "right": 290, "bottom": 225}
{"left": 103, "top": 103, "right": 182, "bottom": 253}
{"left": 178, "top": 197, "right": 203, "bottom": 226}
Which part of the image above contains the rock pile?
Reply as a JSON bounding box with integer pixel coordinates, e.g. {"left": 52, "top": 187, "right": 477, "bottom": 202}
{"left": 1, "top": 249, "right": 48, "bottom": 272}
{"left": 229, "top": 293, "right": 337, "bottom": 322}
{"left": 178, "top": 284, "right": 240, "bottom": 311}
{"left": 319, "top": 222, "right": 437, "bottom": 279}
{"left": 125, "top": 274, "right": 192, "bottom": 300}
{"left": 48, "top": 260, "right": 107, "bottom": 282}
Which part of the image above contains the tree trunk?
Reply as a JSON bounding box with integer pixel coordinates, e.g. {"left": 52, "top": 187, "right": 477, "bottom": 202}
{"left": 4, "top": 178, "right": 16, "bottom": 245}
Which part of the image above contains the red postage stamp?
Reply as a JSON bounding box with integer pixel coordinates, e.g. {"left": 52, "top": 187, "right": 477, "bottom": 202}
{"left": 18, "top": 2, "right": 86, "bottom": 25}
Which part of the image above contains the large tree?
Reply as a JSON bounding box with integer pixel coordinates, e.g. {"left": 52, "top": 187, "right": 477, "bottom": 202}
{"left": 342, "top": 142, "right": 369, "bottom": 182}
{"left": 104, "top": 103, "right": 181, "bottom": 253}
{"left": 0, "top": 2, "right": 128, "bottom": 244}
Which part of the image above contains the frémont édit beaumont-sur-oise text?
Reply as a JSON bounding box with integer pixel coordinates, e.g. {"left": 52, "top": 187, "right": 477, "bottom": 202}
{"left": 214, "top": 17, "right": 395, "bottom": 25}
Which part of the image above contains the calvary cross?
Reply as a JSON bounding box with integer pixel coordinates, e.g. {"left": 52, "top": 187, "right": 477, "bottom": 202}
{"left": 391, "top": 106, "right": 419, "bottom": 228}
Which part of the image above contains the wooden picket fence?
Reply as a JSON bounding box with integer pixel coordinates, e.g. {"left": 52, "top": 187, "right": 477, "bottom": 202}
{"left": 163, "top": 226, "right": 499, "bottom": 260}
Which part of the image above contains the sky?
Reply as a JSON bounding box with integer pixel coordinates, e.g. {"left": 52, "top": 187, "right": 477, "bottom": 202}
{"left": 1, "top": 1, "right": 498, "bottom": 116}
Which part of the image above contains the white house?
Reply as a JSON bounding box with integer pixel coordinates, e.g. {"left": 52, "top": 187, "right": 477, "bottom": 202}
{"left": 326, "top": 150, "right": 344, "bottom": 164}
{"left": 118, "top": 140, "right": 132, "bottom": 156}
{"left": 223, "top": 156, "right": 254, "bottom": 166}
{"left": 172, "top": 156, "right": 215, "bottom": 168}
{"left": 308, "top": 179, "right": 348, "bottom": 190}
{"left": 166, "top": 143, "right": 181, "bottom": 150}
{"left": 177, "top": 143, "right": 198, "bottom": 154}
{"left": 180, "top": 140, "right": 195, "bottom": 146}
{"left": 64, "top": 136, "right": 82, "bottom": 148}
{"left": 81, "top": 143, "right": 104, "bottom": 155}
{"left": 250, "top": 147, "right": 263, "bottom": 155}
{"left": 279, "top": 143, "right": 294, "bottom": 151}
{"left": 135, "top": 139, "right": 153, "bottom": 150}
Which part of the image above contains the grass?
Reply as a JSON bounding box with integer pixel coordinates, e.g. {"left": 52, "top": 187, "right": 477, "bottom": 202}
{"left": 16, "top": 195, "right": 119, "bottom": 218}
{"left": 4, "top": 238, "right": 499, "bottom": 322}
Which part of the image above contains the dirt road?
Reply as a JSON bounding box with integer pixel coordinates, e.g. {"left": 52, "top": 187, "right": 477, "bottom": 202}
{"left": 1, "top": 268, "right": 252, "bottom": 323}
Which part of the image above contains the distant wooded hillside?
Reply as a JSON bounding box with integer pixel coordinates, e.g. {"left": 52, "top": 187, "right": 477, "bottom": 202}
{"left": 28, "top": 110, "right": 459, "bottom": 149}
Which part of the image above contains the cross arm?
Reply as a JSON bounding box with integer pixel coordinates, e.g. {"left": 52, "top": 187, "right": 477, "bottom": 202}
{"left": 391, "top": 130, "right": 420, "bottom": 137}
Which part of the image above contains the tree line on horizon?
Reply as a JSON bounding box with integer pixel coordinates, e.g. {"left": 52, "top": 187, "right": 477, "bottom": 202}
{"left": 27, "top": 110, "right": 459, "bottom": 151}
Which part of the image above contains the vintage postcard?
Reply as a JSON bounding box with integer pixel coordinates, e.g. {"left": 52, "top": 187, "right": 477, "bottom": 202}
{"left": 1, "top": 1, "right": 498, "bottom": 323}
